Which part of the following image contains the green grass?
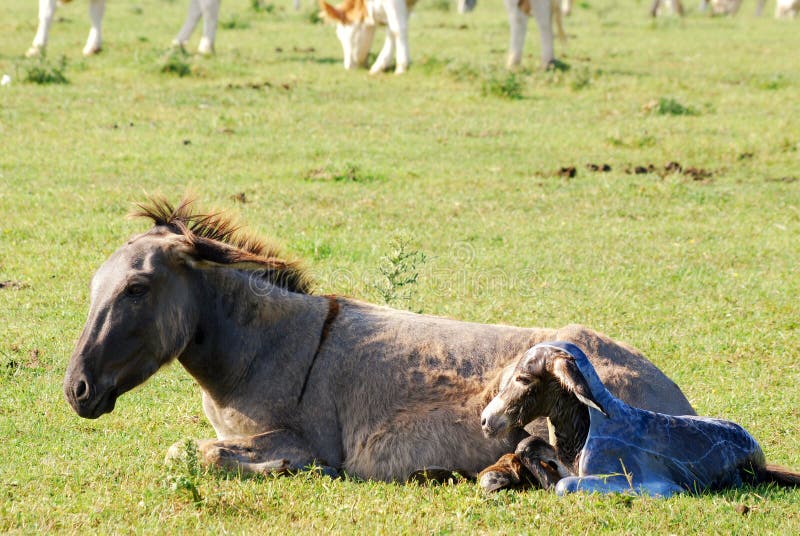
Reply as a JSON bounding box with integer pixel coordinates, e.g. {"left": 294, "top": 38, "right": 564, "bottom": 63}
{"left": 1, "top": 0, "right": 799, "bottom": 532}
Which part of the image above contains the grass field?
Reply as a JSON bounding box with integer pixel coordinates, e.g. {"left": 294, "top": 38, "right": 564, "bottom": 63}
{"left": 1, "top": 0, "right": 799, "bottom": 532}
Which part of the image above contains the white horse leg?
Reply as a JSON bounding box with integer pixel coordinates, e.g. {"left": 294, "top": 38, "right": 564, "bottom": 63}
{"left": 370, "top": 33, "right": 396, "bottom": 74}
{"left": 504, "top": 0, "right": 529, "bottom": 68}
{"left": 197, "top": 0, "right": 220, "bottom": 55}
{"left": 754, "top": 0, "right": 765, "bottom": 15}
{"left": 83, "top": 0, "right": 105, "bottom": 56}
{"left": 27, "top": 0, "right": 57, "bottom": 57}
{"left": 174, "top": 0, "right": 203, "bottom": 49}
{"left": 561, "top": 0, "right": 572, "bottom": 15}
{"left": 530, "top": 0, "right": 555, "bottom": 68}
{"left": 384, "top": 0, "right": 410, "bottom": 73}
{"left": 294, "top": 0, "right": 301, "bottom": 10}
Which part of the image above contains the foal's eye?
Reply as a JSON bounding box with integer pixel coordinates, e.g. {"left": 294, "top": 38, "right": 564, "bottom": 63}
{"left": 516, "top": 375, "right": 532, "bottom": 386}
{"left": 124, "top": 283, "right": 149, "bottom": 298}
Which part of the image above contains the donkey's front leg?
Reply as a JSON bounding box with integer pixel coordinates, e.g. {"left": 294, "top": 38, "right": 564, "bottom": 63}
{"left": 174, "top": 0, "right": 203, "bottom": 50}
{"left": 530, "top": 0, "right": 555, "bottom": 68}
{"left": 197, "top": 0, "right": 221, "bottom": 55}
{"left": 166, "top": 429, "right": 337, "bottom": 476}
{"left": 82, "top": 0, "right": 106, "bottom": 56}
{"left": 384, "top": 0, "right": 410, "bottom": 73}
{"left": 27, "top": 0, "right": 58, "bottom": 57}
{"left": 503, "top": 0, "right": 529, "bottom": 68}
{"left": 369, "top": 34, "right": 396, "bottom": 75}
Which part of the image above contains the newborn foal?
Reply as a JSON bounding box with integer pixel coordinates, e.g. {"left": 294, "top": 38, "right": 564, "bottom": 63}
{"left": 480, "top": 341, "right": 800, "bottom": 496}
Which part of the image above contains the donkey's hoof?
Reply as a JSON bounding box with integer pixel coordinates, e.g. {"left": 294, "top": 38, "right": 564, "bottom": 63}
{"left": 165, "top": 438, "right": 200, "bottom": 465}
{"left": 25, "top": 45, "right": 43, "bottom": 58}
{"left": 82, "top": 45, "right": 102, "bottom": 56}
{"left": 197, "top": 38, "right": 214, "bottom": 56}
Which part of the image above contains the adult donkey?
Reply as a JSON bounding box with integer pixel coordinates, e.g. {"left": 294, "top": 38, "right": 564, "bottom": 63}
{"left": 63, "top": 196, "right": 695, "bottom": 481}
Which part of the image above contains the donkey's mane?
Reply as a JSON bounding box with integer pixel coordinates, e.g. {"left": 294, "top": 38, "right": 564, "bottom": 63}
{"left": 131, "top": 196, "right": 313, "bottom": 294}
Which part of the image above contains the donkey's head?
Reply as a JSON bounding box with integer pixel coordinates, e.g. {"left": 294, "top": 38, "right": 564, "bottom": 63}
{"left": 64, "top": 197, "right": 311, "bottom": 419}
{"left": 320, "top": 0, "right": 376, "bottom": 70}
{"left": 481, "top": 344, "right": 605, "bottom": 438}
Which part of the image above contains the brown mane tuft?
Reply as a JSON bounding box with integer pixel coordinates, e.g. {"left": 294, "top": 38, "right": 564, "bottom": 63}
{"left": 130, "top": 195, "right": 313, "bottom": 294}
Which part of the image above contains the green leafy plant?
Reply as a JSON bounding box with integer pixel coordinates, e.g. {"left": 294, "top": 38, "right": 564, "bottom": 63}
{"left": 19, "top": 54, "right": 69, "bottom": 85}
{"left": 374, "top": 238, "right": 427, "bottom": 306}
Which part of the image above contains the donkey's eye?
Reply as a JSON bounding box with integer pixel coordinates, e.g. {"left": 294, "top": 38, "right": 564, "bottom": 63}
{"left": 516, "top": 375, "right": 532, "bottom": 386}
{"left": 125, "top": 283, "right": 149, "bottom": 298}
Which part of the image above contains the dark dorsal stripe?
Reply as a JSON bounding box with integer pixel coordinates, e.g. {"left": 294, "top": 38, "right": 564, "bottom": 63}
{"left": 297, "top": 295, "right": 340, "bottom": 405}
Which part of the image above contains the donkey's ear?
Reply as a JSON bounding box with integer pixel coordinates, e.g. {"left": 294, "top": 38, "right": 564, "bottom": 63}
{"left": 551, "top": 355, "right": 607, "bottom": 416}
{"left": 169, "top": 235, "right": 266, "bottom": 271}
{"left": 319, "top": 1, "right": 347, "bottom": 23}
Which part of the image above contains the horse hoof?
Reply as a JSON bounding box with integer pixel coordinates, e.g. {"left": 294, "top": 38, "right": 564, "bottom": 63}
{"left": 197, "top": 38, "right": 214, "bottom": 56}
{"left": 83, "top": 45, "right": 102, "bottom": 56}
{"left": 479, "top": 470, "right": 515, "bottom": 492}
{"left": 26, "top": 46, "right": 43, "bottom": 58}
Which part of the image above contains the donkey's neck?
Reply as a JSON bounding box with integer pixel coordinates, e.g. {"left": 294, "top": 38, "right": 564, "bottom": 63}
{"left": 178, "top": 269, "right": 329, "bottom": 404}
{"left": 548, "top": 394, "right": 590, "bottom": 470}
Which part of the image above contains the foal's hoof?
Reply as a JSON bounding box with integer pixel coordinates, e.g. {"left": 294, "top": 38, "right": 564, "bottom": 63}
{"left": 479, "top": 469, "right": 517, "bottom": 492}
{"left": 478, "top": 453, "right": 533, "bottom": 492}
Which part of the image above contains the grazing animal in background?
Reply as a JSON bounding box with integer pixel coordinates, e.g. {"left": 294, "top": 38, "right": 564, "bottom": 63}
{"left": 775, "top": 0, "right": 800, "bottom": 16}
{"left": 461, "top": 0, "right": 566, "bottom": 69}
{"left": 63, "top": 196, "right": 696, "bottom": 482}
{"left": 27, "top": 0, "right": 221, "bottom": 57}
{"left": 319, "top": 0, "right": 418, "bottom": 74}
{"left": 481, "top": 342, "right": 800, "bottom": 496}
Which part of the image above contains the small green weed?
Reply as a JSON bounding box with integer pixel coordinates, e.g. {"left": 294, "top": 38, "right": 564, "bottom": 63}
{"left": 165, "top": 440, "right": 203, "bottom": 507}
{"left": 653, "top": 96, "right": 698, "bottom": 116}
{"left": 304, "top": 163, "right": 382, "bottom": 183}
{"left": 220, "top": 14, "right": 251, "bottom": 30}
{"left": 19, "top": 55, "right": 69, "bottom": 85}
{"left": 482, "top": 71, "right": 524, "bottom": 100}
{"left": 251, "top": 0, "right": 276, "bottom": 13}
{"left": 424, "top": 0, "right": 452, "bottom": 11}
{"left": 570, "top": 66, "right": 592, "bottom": 91}
{"left": 158, "top": 48, "right": 193, "bottom": 77}
{"left": 373, "top": 238, "right": 427, "bottom": 307}
{"left": 757, "top": 74, "right": 788, "bottom": 90}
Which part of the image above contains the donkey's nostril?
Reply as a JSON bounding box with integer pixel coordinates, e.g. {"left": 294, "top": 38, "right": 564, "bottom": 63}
{"left": 481, "top": 417, "right": 487, "bottom": 428}
{"left": 74, "top": 378, "right": 89, "bottom": 400}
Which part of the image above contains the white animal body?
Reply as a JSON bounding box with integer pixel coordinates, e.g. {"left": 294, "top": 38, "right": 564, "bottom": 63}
{"left": 27, "top": 0, "right": 221, "bottom": 57}
{"left": 776, "top": 0, "right": 799, "bottom": 17}
{"left": 320, "top": 0, "right": 417, "bottom": 74}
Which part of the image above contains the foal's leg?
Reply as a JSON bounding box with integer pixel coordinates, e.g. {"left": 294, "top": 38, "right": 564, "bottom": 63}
{"left": 503, "top": 0, "right": 529, "bottom": 68}
{"left": 369, "top": 33, "right": 396, "bottom": 75}
{"left": 83, "top": 0, "right": 105, "bottom": 56}
{"left": 166, "top": 429, "right": 337, "bottom": 476}
{"left": 174, "top": 0, "right": 203, "bottom": 49}
{"left": 478, "top": 453, "right": 537, "bottom": 492}
{"left": 197, "top": 0, "right": 221, "bottom": 55}
{"left": 27, "top": 0, "right": 58, "bottom": 57}
{"left": 515, "top": 436, "right": 570, "bottom": 490}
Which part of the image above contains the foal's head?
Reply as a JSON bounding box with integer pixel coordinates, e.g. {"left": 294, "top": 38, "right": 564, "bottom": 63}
{"left": 63, "top": 197, "right": 310, "bottom": 419}
{"left": 480, "top": 344, "right": 605, "bottom": 438}
{"left": 320, "top": 0, "right": 376, "bottom": 70}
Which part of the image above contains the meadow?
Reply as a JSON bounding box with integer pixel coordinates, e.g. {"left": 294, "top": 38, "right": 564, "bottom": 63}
{"left": 1, "top": 0, "right": 799, "bottom": 532}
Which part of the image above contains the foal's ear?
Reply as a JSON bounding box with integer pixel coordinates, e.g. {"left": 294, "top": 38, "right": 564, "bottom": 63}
{"left": 551, "top": 355, "right": 607, "bottom": 416}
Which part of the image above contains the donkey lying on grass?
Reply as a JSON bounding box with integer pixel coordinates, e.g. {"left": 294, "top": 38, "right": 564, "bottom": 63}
{"left": 27, "top": 0, "right": 221, "bottom": 57}
{"left": 64, "top": 196, "right": 695, "bottom": 482}
{"left": 480, "top": 342, "right": 800, "bottom": 496}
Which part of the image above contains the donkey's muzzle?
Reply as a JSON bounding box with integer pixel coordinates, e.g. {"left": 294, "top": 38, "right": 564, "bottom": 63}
{"left": 64, "top": 372, "right": 117, "bottom": 419}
